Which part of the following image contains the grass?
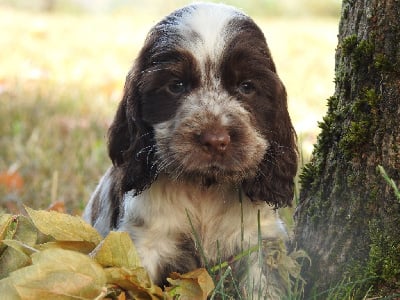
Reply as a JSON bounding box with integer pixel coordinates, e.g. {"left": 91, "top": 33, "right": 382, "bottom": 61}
{"left": 3, "top": 4, "right": 399, "bottom": 299}
{"left": 0, "top": 8, "right": 338, "bottom": 298}
{"left": 0, "top": 4, "right": 338, "bottom": 214}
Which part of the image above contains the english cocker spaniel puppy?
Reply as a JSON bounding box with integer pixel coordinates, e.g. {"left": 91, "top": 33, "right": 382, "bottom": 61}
{"left": 83, "top": 2, "right": 297, "bottom": 298}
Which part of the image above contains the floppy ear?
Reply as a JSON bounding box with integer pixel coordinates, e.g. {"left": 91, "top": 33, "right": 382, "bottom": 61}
{"left": 107, "top": 69, "right": 157, "bottom": 196}
{"left": 242, "top": 80, "right": 298, "bottom": 208}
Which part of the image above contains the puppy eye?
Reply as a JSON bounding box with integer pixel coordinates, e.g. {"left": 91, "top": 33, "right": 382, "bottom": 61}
{"left": 167, "top": 80, "right": 186, "bottom": 95}
{"left": 238, "top": 81, "right": 256, "bottom": 96}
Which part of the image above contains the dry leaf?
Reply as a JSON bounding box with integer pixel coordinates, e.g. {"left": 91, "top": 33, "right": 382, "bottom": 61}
{"left": 6, "top": 215, "right": 37, "bottom": 246}
{"left": 25, "top": 206, "right": 102, "bottom": 245}
{"left": 91, "top": 231, "right": 141, "bottom": 269}
{"left": 0, "top": 171, "right": 24, "bottom": 191}
{"left": 46, "top": 201, "right": 66, "bottom": 213}
{"left": 2, "top": 239, "right": 37, "bottom": 256}
{"left": 1, "top": 209, "right": 217, "bottom": 300}
{"left": 0, "top": 215, "right": 37, "bottom": 279}
{"left": 105, "top": 267, "right": 164, "bottom": 300}
{"left": 0, "top": 277, "right": 20, "bottom": 299}
{"left": 262, "top": 239, "right": 309, "bottom": 296}
{"left": 0, "top": 214, "right": 13, "bottom": 242}
{"left": 0, "top": 246, "right": 31, "bottom": 281}
{"left": 166, "top": 268, "right": 215, "bottom": 300}
{"left": 36, "top": 241, "right": 96, "bottom": 254}
{"left": 117, "top": 291, "right": 127, "bottom": 300}
{"left": 0, "top": 248, "right": 107, "bottom": 299}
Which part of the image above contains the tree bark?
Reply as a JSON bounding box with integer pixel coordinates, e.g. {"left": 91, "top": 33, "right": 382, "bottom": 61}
{"left": 294, "top": 0, "right": 400, "bottom": 297}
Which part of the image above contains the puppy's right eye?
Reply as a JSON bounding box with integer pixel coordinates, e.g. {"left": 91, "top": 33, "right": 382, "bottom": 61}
{"left": 238, "top": 80, "right": 256, "bottom": 96}
{"left": 167, "top": 80, "right": 186, "bottom": 95}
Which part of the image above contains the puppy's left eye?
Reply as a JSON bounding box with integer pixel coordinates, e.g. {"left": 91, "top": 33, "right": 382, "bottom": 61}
{"left": 167, "top": 80, "right": 186, "bottom": 95}
{"left": 238, "top": 81, "right": 256, "bottom": 96}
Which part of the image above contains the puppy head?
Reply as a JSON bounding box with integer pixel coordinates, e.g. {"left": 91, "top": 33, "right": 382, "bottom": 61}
{"left": 108, "top": 3, "right": 297, "bottom": 207}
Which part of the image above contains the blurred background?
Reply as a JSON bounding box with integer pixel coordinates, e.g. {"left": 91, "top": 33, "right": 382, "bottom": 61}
{"left": 0, "top": 0, "right": 340, "bottom": 219}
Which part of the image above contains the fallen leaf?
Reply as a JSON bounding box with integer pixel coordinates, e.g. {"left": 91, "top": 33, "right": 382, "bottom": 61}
{"left": 0, "top": 246, "right": 31, "bottom": 280}
{"left": 0, "top": 248, "right": 107, "bottom": 299}
{"left": 0, "top": 214, "right": 13, "bottom": 242}
{"left": 166, "top": 268, "right": 215, "bottom": 300}
{"left": 25, "top": 206, "right": 102, "bottom": 246}
{"left": 0, "top": 209, "right": 218, "bottom": 300}
{"left": 0, "top": 277, "right": 20, "bottom": 299}
{"left": 6, "top": 215, "right": 37, "bottom": 247}
{"left": 46, "top": 201, "right": 65, "bottom": 213}
{"left": 2, "top": 239, "right": 37, "bottom": 257}
{"left": 36, "top": 241, "right": 96, "bottom": 254}
{"left": 117, "top": 291, "right": 127, "bottom": 300}
{"left": 0, "top": 215, "right": 37, "bottom": 279}
{"left": 91, "top": 231, "right": 141, "bottom": 269}
{"left": 105, "top": 267, "right": 164, "bottom": 300}
{"left": 0, "top": 171, "right": 24, "bottom": 192}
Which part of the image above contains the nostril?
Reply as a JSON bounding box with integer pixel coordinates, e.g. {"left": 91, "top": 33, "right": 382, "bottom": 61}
{"left": 199, "top": 129, "right": 231, "bottom": 153}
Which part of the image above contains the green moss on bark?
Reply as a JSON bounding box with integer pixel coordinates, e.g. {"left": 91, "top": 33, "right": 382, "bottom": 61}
{"left": 295, "top": 1, "right": 400, "bottom": 297}
{"left": 339, "top": 88, "right": 380, "bottom": 158}
{"left": 299, "top": 95, "right": 342, "bottom": 192}
{"left": 367, "top": 216, "right": 400, "bottom": 293}
{"left": 340, "top": 35, "right": 375, "bottom": 70}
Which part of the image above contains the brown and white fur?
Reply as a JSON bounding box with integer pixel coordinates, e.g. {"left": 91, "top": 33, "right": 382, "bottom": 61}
{"left": 83, "top": 3, "right": 297, "bottom": 298}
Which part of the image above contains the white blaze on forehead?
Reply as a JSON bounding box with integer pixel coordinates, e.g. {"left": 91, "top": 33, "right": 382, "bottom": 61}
{"left": 175, "top": 3, "right": 246, "bottom": 64}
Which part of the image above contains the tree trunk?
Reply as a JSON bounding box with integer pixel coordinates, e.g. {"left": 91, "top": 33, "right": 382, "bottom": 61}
{"left": 293, "top": 0, "right": 400, "bottom": 297}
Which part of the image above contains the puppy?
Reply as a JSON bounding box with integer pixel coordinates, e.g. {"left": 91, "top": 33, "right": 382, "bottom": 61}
{"left": 83, "top": 3, "right": 297, "bottom": 298}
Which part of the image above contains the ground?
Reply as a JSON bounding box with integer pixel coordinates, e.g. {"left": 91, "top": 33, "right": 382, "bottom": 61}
{"left": 0, "top": 4, "right": 338, "bottom": 222}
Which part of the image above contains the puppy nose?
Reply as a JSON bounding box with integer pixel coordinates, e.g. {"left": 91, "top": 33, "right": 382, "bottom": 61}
{"left": 200, "top": 129, "right": 231, "bottom": 153}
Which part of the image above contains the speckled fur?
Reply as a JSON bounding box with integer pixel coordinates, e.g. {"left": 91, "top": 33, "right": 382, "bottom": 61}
{"left": 84, "top": 3, "right": 297, "bottom": 298}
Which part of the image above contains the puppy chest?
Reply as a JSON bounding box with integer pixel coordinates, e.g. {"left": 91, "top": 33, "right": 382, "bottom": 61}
{"left": 124, "top": 186, "right": 260, "bottom": 262}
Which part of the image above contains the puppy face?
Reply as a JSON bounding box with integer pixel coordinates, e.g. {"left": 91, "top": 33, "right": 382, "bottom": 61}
{"left": 108, "top": 3, "right": 297, "bottom": 206}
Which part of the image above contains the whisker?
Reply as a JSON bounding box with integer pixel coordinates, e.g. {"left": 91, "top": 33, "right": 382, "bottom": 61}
{"left": 137, "top": 132, "right": 152, "bottom": 140}
{"left": 136, "top": 145, "right": 153, "bottom": 157}
{"left": 152, "top": 152, "right": 174, "bottom": 173}
{"left": 145, "top": 145, "right": 157, "bottom": 167}
{"left": 141, "top": 66, "right": 172, "bottom": 74}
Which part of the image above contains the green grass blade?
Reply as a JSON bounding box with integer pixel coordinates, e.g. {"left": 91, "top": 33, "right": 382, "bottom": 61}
{"left": 377, "top": 165, "right": 400, "bottom": 202}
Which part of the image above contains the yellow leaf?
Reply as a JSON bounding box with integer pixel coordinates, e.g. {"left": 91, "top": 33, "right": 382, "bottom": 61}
{"left": 105, "top": 267, "right": 164, "bottom": 300}
{"left": 2, "top": 240, "right": 37, "bottom": 256}
{"left": 91, "top": 231, "right": 141, "bottom": 268}
{"left": 0, "top": 215, "right": 37, "bottom": 279}
{"left": 0, "top": 277, "right": 20, "bottom": 299}
{"left": 2, "top": 215, "right": 37, "bottom": 246}
{"left": 0, "top": 248, "right": 107, "bottom": 299}
{"left": 0, "top": 214, "right": 13, "bottom": 241}
{"left": 166, "top": 268, "right": 214, "bottom": 300}
{"left": 0, "top": 246, "right": 31, "bottom": 280}
{"left": 25, "top": 206, "right": 102, "bottom": 245}
{"left": 36, "top": 241, "right": 96, "bottom": 254}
